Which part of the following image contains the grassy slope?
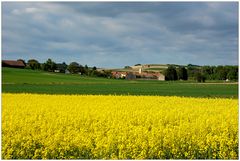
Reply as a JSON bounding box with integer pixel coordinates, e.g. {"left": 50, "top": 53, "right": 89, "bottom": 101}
{"left": 2, "top": 67, "right": 122, "bottom": 84}
{"left": 2, "top": 67, "right": 238, "bottom": 98}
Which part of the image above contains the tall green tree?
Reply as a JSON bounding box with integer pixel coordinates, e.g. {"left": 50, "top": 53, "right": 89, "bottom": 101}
{"left": 177, "top": 67, "right": 188, "bottom": 80}
{"left": 67, "top": 62, "right": 80, "bottom": 74}
{"left": 214, "top": 66, "right": 228, "bottom": 80}
{"left": 79, "top": 65, "right": 85, "bottom": 74}
{"left": 195, "top": 72, "right": 206, "bottom": 82}
{"left": 27, "top": 59, "right": 40, "bottom": 70}
{"left": 186, "top": 65, "right": 200, "bottom": 79}
{"left": 92, "top": 66, "right": 97, "bottom": 71}
{"left": 202, "top": 66, "right": 215, "bottom": 80}
{"left": 227, "top": 67, "right": 238, "bottom": 80}
{"left": 61, "top": 62, "right": 68, "bottom": 72}
{"left": 84, "top": 65, "right": 89, "bottom": 75}
{"left": 164, "top": 66, "right": 178, "bottom": 81}
{"left": 42, "top": 59, "right": 57, "bottom": 72}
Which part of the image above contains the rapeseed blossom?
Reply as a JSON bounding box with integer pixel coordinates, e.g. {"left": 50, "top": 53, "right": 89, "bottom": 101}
{"left": 2, "top": 93, "right": 238, "bottom": 159}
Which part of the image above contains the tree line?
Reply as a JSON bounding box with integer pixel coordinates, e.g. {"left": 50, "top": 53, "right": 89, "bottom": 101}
{"left": 164, "top": 64, "right": 238, "bottom": 82}
{"left": 18, "top": 59, "right": 238, "bottom": 82}
{"left": 20, "top": 58, "right": 112, "bottom": 78}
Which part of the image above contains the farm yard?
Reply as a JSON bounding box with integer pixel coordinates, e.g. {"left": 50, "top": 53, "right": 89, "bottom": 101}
{"left": 1, "top": 67, "right": 239, "bottom": 159}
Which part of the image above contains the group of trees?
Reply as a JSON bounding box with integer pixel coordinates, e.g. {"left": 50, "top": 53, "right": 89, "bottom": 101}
{"left": 164, "top": 65, "right": 238, "bottom": 82}
{"left": 27, "top": 59, "right": 41, "bottom": 70}
{"left": 200, "top": 65, "right": 238, "bottom": 81}
{"left": 42, "top": 59, "right": 58, "bottom": 72}
{"left": 164, "top": 66, "right": 188, "bottom": 81}
{"left": 24, "top": 59, "right": 57, "bottom": 71}
{"left": 67, "top": 62, "right": 111, "bottom": 78}
{"left": 21, "top": 58, "right": 111, "bottom": 78}
{"left": 17, "top": 59, "right": 238, "bottom": 82}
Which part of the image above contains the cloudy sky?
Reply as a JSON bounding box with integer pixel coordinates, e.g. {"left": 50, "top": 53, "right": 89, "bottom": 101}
{"left": 2, "top": 2, "right": 238, "bottom": 68}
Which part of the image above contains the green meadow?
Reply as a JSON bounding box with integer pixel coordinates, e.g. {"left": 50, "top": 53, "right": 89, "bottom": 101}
{"left": 2, "top": 67, "right": 238, "bottom": 98}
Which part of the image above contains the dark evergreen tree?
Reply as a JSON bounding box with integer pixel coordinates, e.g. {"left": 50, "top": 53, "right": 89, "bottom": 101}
{"left": 164, "top": 66, "right": 178, "bottom": 81}
{"left": 92, "top": 66, "right": 97, "bottom": 70}
{"left": 177, "top": 67, "right": 188, "bottom": 80}
{"left": 79, "top": 65, "right": 85, "bottom": 74}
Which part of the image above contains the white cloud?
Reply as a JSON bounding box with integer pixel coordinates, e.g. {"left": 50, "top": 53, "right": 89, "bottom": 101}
{"left": 12, "top": 9, "right": 21, "bottom": 15}
{"left": 25, "top": 7, "right": 40, "bottom": 13}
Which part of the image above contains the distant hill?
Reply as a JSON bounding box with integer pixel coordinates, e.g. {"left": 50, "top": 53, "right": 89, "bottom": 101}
{"left": 109, "top": 64, "right": 188, "bottom": 73}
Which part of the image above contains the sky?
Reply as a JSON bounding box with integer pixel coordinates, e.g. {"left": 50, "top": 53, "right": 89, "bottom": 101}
{"left": 2, "top": 2, "right": 238, "bottom": 68}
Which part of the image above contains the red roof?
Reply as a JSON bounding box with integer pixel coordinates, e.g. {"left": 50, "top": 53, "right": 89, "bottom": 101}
{"left": 2, "top": 60, "right": 25, "bottom": 67}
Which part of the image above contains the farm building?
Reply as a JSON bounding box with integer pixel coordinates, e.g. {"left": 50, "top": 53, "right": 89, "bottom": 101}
{"left": 111, "top": 71, "right": 127, "bottom": 79}
{"left": 137, "top": 72, "right": 165, "bottom": 81}
{"left": 157, "top": 73, "right": 165, "bottom": 80}
{"left": 2, "top": 60, "right": 26, "bottom": 68}
{"left": 55, "top": 63, "right": 67, "bottom": 73}
{"left": 126, "top": 72, "right": 136, "bottom": 80}
{"left": 112, "top": 71, "right": 165, "bottom": 81}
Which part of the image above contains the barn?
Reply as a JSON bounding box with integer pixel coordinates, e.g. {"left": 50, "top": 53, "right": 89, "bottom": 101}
{"left": 2, "top": 60, "right": 26, "bottom": 68}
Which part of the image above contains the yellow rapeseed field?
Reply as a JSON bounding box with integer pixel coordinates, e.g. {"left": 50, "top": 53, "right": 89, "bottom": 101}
{"left": 2, "top": 93, "right": 238, "bottom": 159}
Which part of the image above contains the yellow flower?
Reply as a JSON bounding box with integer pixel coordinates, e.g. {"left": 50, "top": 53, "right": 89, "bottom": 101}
{"left": 2, "top": 93, "right": 238, "bottom": 159}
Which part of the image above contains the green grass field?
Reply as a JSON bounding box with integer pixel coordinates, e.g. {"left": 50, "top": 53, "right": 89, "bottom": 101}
{"left": 2, "top": 67, "right": 238, "bottom": 98}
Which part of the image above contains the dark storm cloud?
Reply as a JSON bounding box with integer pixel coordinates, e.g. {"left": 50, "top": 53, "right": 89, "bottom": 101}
{"left": 2, "top": 2, "right": 238, "bottom": 68}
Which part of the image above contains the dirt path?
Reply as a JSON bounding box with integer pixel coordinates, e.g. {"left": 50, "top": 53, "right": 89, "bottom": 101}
{"left": 186, "top": 82, "right": 238, "bottom": 85}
